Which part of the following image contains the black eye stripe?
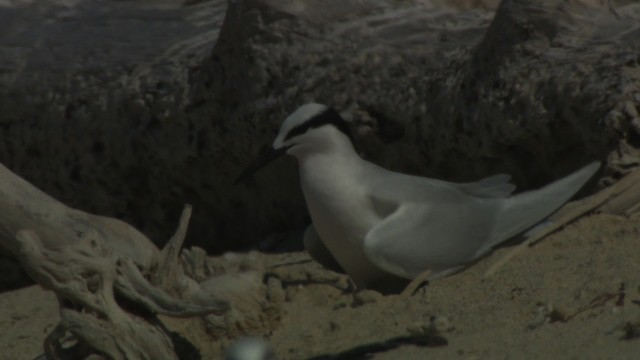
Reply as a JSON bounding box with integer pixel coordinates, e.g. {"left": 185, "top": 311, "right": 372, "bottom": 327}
{"left": 283, "top": 108, "right": 357, "bottom": 147}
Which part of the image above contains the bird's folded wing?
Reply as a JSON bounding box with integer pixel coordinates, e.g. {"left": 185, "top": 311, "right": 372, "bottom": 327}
{"left": 363, "top": 162, "right": 600, "bottom": 281}
{"left": 362, "top": 167, "right": 505, "bottom": 280}
{"left": 454, "top": 174, "right": 516, "bottom": 198}
{"left": 366, "top": 166, "right": 515, "bottom": 203}
{"left": 363, "top": 197, "right": 498, "bottom": 280}
{"left": 476, "top": 161, "right": 601, "bottom": 254}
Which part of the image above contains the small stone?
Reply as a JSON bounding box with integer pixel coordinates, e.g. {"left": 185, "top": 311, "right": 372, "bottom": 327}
{"left": 540, "top": 303, "right": 570, "bottom": 323}
{"left": 329, "top": 321, "right": 340, "bottom": 332}
{"left": 266, "top": 276, "right": 285, "bottom": 305}
{"left": 406, "top": 323, "right": 428, "bottom": 335}
{"left": 407, "top": 315, "right": 453, "bottom": 336}
{"left": 430, "top": 315, "right": 454, "bottom": 332}
{"left": 352, "top": 289, "right": 383, "bottom": 307}
{"left": 285, "top": 285, "right": 305, "bottom": 302}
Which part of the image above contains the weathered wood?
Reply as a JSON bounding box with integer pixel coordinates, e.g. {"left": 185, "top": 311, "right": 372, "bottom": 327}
{"left": 0, "top": 162, "right": 230, "bottom": 359}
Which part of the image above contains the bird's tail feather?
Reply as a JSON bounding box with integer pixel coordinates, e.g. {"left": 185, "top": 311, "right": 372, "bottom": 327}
{"left": 481, "top": 161, "right": 600, "bottom": 253}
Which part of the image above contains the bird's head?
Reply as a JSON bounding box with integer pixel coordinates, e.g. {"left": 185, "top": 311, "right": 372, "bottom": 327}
{"left": 235, "top": 103, "right": 356, "bottom": 184}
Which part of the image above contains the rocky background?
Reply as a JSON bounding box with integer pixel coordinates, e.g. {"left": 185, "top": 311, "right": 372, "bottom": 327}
{"left": 1, "top": 0, "right": 639, "bottom": 291}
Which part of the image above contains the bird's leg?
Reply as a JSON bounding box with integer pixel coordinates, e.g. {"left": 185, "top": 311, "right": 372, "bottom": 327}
{"left": 346, "top": 277, "right": 358, "bottom": 294}
{"left": 303, "top": 225, "right": 346, "bottom": 274}
{"left": 400, "top": 270, "right": 432, "bottom": 298}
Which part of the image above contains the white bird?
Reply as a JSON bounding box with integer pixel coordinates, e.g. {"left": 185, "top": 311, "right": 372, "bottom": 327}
{"left": 225, "top": 337, "right": 276, "bottom": 360}
{"left": 236, "top": 103, "right": 600, "bottom": 292}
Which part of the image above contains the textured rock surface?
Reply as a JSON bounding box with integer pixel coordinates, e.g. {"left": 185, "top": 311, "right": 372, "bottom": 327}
{"left": 1, "top": 0, "right": 639, "bottom": 261}
{"left": 0, "top": 0, "right": 229, "bottom": 250}
{"left": 209, "top": 0, "right": 640, "bottom": 247}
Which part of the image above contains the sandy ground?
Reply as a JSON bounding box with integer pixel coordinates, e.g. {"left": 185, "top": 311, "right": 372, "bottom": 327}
{"left": 0, "top": 285, "right": 57, "bottom": 359}
{"left": 1, "top": 212, "right": 640, "bottom": 359}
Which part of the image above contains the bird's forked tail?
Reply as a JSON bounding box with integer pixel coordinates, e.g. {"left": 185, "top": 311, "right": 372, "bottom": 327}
{"left": 482, "top": 161, "right": 600, "bottom": 253}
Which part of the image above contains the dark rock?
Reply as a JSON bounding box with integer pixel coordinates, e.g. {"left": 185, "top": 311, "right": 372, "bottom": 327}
{"left": 0, "top": 0, "right": 638, "bottom": 259}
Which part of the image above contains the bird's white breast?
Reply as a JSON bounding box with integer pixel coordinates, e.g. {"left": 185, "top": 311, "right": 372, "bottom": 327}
{"left": 297, "top": 153, "right": 388, "bottom": 287}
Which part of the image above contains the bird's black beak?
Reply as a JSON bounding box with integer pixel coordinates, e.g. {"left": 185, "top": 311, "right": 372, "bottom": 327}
{"left": 234, "top": 145, "right": 291, "bottom": 185}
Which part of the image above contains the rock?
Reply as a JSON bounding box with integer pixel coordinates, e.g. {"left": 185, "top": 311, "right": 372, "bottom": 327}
{"left": 209, "top": 0, "right": 640, "bottom": 248}
{"left": 1, "top": 0, "right": 639, "bottom": 257}
{"left": 0, "top": 0, "right": 232, "bottom": 251}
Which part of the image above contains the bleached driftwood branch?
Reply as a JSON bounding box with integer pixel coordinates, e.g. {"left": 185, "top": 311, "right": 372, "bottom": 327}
{"left": 0, "top": 163, "right": 231, "bottom": 360}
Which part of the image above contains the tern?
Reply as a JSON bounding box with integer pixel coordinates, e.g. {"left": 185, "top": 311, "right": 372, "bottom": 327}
{"left": 225, "top": 337, "right": 276, "bottom": 360}
{"left": 236, "top": 103, "right": 600, "bottom": 291}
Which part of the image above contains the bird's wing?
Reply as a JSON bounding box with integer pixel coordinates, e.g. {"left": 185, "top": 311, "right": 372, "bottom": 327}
{"left": 453, "top": 174, "right": 516, "bottom": 198}
{"left": 363, "top": 170, "right": 501, "bottom": 279}
{"left": 477, "top": 161, "right": 600, "bottom": 254}
{"left": 362, "top": 162, "right": 599, "bottom": 280}
{"left": 362, "top": 162, "right": 515, "bottom": 202}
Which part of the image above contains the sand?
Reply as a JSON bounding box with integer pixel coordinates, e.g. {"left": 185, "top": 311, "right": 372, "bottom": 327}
{"left": 1, "top": 212, "right": 639, "bottom": 359}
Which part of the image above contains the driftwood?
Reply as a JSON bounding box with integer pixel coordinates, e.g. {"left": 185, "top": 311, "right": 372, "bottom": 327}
{"left": 0, "top": 162, "right": 238, "bottom": 360}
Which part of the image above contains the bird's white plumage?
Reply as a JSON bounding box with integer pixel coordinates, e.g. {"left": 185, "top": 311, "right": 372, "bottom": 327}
{"left": 225, "top": 337, "right": 275, "bottom": 360}
{"left": 255, "top": 103, "right": 600, "bottom": 290}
